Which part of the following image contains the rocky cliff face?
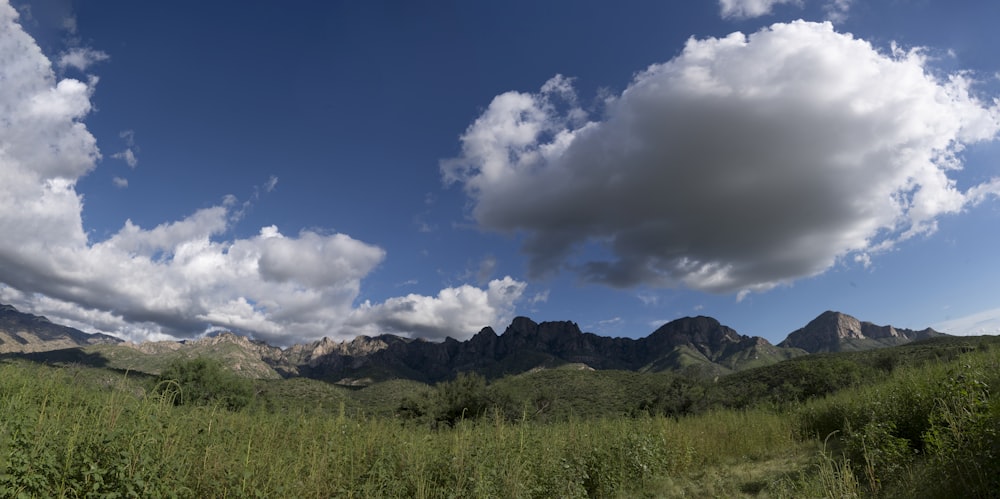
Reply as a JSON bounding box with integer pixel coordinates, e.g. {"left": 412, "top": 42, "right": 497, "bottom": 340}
{"left": 779, "top": 311, "right": 943, "bottom": 353}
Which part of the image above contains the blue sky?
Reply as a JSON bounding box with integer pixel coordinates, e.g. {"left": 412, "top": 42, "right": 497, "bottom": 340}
{"left": 2, "top": 0, "right": 999, "bottom": 346}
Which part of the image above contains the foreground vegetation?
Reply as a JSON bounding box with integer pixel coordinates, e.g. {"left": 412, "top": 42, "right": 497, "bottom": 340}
{"left": 1, "top": 336, "right": 998, "bottom": 497}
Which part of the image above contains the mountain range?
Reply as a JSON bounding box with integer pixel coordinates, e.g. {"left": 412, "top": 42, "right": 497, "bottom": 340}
{"left": 0, "top": 304, "right": 120, "bottom": 353}
{"left": 0, "top": 303, "right": 946, "bottom": 384}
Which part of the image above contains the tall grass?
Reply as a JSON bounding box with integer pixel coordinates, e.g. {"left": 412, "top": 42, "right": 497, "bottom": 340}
{"left": 0, "top": 359, "right": 804, "bottom": 498}
{"left": 792, "top": 344, "right": 1000, "bottom": 498}
{"left": 3, "top": 342, "right": 998, "bottom": 497}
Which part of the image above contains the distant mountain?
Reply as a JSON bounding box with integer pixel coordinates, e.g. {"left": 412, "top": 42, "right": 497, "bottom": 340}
{"left": 94, "top": 332, "right": 288, "bottom": 379}
{"left": 0, "top": 303, "right": 120, "bottom": 354}
{"left": 3, "top": 301, "right": 947, "bottom": 385}
{"left": 18, "top": 313, "right": 799, "bottom": 383}
{"left": 643, "top": 316, "right": 803, "bottom": 372}
{"left": 245, "top": 315, "right": 803, "bottom": 384}
{"left": 778, "top": 310, "right": 945, "bottom": 353}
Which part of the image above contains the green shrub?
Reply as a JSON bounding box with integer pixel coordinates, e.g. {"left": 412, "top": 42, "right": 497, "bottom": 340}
{"left": 637, "top": 375, "right": 706, "bottom": 417}
{"left": 156, "top": 356, "right": 253, "bottom": 410}
{"left": 399, "top": 372, "right": 497, "bottom": 426}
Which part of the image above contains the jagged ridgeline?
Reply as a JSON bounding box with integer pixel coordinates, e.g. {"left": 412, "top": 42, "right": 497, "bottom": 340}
{"left": 0, "top": 303, "right": 947, "bottom": 385}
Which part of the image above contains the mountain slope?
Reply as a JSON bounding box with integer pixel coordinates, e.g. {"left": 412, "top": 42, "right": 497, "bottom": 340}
{"left": 94, "top": 332, "right": 287, "bottom": 379}
{"left": 0, "top": 304, "right": 120, "bottom": 354}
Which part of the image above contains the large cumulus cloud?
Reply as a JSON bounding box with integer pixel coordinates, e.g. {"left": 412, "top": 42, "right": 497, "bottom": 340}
{"left": 443, "top": 21, "right": 1000, "bottom": 297}
{"left": 0, "top": 2, "right": 523, "bottom": 345}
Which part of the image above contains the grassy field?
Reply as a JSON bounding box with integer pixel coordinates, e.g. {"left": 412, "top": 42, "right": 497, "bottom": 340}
{"left": 1, "top": 338, "right": 998, "bottom": 497}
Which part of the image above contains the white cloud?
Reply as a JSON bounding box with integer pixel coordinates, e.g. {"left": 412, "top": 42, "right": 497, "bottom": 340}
{"left": 529, "top": 290, "right": 549, "bottom": 304}
{"left": 264, "top": 175, "right": 278, "bottom": 192}
{"left": 933, "top": 307, "right": 1000, "bottom": 336}
{"left": 719, "top": 0, "right": 800, "bottom": 19}
{"left": 444, "top": 21, "right": 1000, "bottom": 297}
{"left": 823, "top": 0, "right": 852, "bottom": 22}
{"left": 597, "top": 317, "right": 622, "bottom": 327}
{"left": 415, "top": 218, "right": 434, "bottom": 233}
{"left": 113, "top": 148, "right": 138, "bottom": 168}
{"left": 112, "top": 130, "right": 139, "bottom": 167}
{"left": 255, "top": 228, "right": 386, "bottom": 289}
{"left": 56, "top": 47, "right": 109, "bottom": 72}
{"left": 966, "top": 177, "right": 1000, "bottom": 204}
{"left": 112, "top": 176, "right": 128, "bottom": 188}
{"left": 853, "top": 253, "right": 872, "bottom": 269}
{"left": 347, "top": 276, "right": 527, "bottom": 341}
{"left": 120, "top": 129, "right": 136, "bottom": 146}
{"left": 61, "top": 15, "right": 77, "bottom": 35}
{"left": 636, "top": 293, "right": 659, "bottom": 306}
{"left": 718, "top": 0, "right": 851, "bottom": 21}
{"left": 0, "top": 2, "right": 521, "bottom": 346}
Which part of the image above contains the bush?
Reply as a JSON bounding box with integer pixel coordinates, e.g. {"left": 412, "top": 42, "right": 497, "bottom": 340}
{"left": 156, "top": 357, "right": 253, "bottom": 410}
{"left": 637, "top": 375, "right": 706, "bottom": 417}
{"left": 399, "top": 372, "right": 508, "bottom": 427}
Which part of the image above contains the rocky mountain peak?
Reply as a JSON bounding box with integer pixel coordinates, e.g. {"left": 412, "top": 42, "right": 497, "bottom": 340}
{"left": 471, "top": 326, "right": 497, "bottom": 340}
{"left": 496, "top": 318, "right": 588, "bottom": 357}
{"left": 500, "top": 317, "right": 582, "bottom": 340}
{"left": 780, "top": 311, "right": 943, "bottom": 353}
{"left": 536, "top": 320, "right": 584, "bottom": 339}
{"left": 810, "top": 311, "right": 865, "bottom": 339}
{"left": 643, "top": 315, "right": 764, "bottom": 364}
{"left": 504, "top": 316, "right": 539, "bottom": 335}
{"left": 199, "top": 331, "right": 253, "bottom": 347}
{"left": 649, "top": 316, "right": 741, "bottom": 345}
{"left": 345, "top": 335, "right": 396, "bottom": 355}
{"left": 468, "top": 326, "right": 497, "bottom": 348}
{"left": 780, "top": 311, "right": 864, "bottom": 352}
{"left": 193, "top": 331, "right": 283, "bottom": 357}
